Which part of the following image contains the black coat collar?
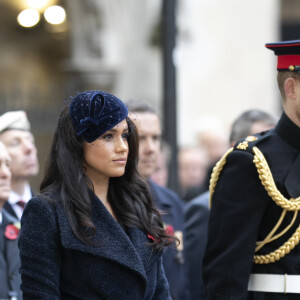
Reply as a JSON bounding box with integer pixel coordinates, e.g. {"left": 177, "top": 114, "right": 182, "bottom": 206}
{"left": 56, "top": 193, "right": 159, "bottom": 286}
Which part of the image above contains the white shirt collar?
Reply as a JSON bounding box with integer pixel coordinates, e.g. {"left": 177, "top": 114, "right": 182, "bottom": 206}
{"left": 8, "top": 184, "right": 33, "bottom": 205}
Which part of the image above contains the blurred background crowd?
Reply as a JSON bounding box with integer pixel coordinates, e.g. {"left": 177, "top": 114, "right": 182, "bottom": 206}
{"left": 1, "top": 0, "right": 299, "bottom": 192}
{"left": 1, "top": 0, "right": 300, "bottom": 299}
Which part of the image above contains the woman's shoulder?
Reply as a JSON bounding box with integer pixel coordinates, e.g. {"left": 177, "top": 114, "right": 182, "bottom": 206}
{"left": 29, "top": 191, "right": 59, "bottom": 208}
{"left": 23, "top": 191, "right": 61, "bottom": 223}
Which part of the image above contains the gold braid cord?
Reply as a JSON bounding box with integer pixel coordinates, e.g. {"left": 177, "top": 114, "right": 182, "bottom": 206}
{"left": 252, "top": 146, "right": 300, "bottom": 264}
{"left": 209, "top": 147, "right": 234, "bottom": 209}
{"left": 209, "top": 145, "right": 300, "bottom": 265}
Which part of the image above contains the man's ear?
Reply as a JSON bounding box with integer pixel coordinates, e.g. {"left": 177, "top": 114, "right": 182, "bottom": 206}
{"left": 284, "top": 77, "right": 298, "bottom": 100}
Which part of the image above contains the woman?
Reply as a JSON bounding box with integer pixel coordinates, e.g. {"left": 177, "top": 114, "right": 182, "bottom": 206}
{"left": 18, "top": 90, "right": 172, "bottom": 299}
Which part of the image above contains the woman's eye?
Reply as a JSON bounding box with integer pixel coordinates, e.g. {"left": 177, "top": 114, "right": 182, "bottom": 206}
{"left": 122, "top": 133, "right": 130, "bottom": 139}
{"left": 102, "top": 134, "right": 113, "bottom": 140}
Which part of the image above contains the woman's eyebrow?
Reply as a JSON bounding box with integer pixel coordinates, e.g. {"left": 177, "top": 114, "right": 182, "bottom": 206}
{"left": 107, "top": 127, "right": 129, "bottom": 133}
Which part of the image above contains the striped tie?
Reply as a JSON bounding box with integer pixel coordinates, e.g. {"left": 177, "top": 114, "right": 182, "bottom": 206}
{"left": 16, "top": 200, "right": 26, "bottom": 209}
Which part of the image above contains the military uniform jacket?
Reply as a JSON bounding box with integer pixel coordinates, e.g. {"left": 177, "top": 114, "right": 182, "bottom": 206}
{"left": 203, "top": 113, "right": 300, "bottom": 300}
{"left": 0, "top": 209, "right": 22, "bottom": 300}
{"left": 18, "top": 192, "right": 171, "bottom": 300}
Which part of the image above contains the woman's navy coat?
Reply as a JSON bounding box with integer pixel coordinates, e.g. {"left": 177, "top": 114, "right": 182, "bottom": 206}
{"left": 18, "top": 193, "right": 171, "bottom": 300}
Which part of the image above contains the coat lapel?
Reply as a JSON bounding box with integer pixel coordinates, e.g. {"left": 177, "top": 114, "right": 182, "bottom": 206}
{"left": 56, "top": 195, "right": 148, "bottom": 283}
{"left": 126, "top": 227, "right": 160, "bottom": 273}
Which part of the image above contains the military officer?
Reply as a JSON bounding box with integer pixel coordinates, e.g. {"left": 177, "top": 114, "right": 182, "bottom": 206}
{"left": 203, "top": 39, "right": 300, "bottom": 299}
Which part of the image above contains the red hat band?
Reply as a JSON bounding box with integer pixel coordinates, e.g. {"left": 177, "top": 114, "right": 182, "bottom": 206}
{"left": 277, "top": 55, "right": 300, "bottom": 70}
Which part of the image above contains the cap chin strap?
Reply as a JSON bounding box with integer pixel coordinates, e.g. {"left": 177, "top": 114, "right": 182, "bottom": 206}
{"left": 209, "top": 146, "right": 300, "bottom": 265}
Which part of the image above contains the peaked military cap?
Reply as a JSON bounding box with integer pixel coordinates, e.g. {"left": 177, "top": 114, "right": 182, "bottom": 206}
{"left": 266, "top": 39, "right": 300, "bottom": 72}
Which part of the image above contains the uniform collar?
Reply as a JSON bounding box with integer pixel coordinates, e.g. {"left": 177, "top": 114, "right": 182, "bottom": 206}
{"left": 275, "top": 112, "right": 300, "bottom": 151}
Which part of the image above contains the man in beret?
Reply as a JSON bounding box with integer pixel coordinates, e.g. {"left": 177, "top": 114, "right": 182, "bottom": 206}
{"left": 127, "top": 101, "right": 190, "bottom": 300}
{"left": 203, "top": 40, "right": 300, "bottom": 299}
{"left": 0, "top": 141, "right": 22, "bottom": 300}
{"left": 0, "top": 111, "right": 39, "bottom": 219}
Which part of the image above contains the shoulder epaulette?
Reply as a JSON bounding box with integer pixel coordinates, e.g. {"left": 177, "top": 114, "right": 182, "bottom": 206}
{"left": 234, "top": 130, "right": 273, "bottom": 153}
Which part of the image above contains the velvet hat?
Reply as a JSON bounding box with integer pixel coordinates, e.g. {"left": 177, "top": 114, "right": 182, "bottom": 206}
{"left": 0, "top": 111, "right": 31, "bottom": 133}
{"left": 266, "top": 39, "right": 300, "bottom": 73}
{"left": 70, "top": 90, "right": 128, "bottom": 143}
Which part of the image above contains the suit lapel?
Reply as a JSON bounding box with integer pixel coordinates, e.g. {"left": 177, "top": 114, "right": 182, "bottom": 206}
{"left": 1, "top": 211, "right": 21, "bottom": 293}
{"left": 3, "top": 203, "right": 18, "bottom": 219}
{"left": 284, "top": 153, "right": 300, "bottom": 198}
{"left": 0, "top": 223, "right": 4, "bottom": 256}
{"left": 56, "top": 195, "right": 148, "bottom": 283}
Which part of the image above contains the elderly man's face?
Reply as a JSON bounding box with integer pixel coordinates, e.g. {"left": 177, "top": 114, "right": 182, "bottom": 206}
{"left": 0, "top": 130, "right": 39, "bottom": 181}
{"left": 0, "top": 141, "right": 11, "bottom": 207}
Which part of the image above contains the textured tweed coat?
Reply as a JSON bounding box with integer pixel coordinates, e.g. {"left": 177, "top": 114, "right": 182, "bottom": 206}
{"left": 18, "top": 192, "right": 171, "bottom": 300}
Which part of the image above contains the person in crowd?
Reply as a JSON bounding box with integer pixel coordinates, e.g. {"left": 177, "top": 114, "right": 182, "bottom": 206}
{"left": 18, "top": 90, "right": 172, "bottom": 299}
{"left": 0, "top": 111, "right": 39, "bottom": 219}
{"left": 178, "top": 146, "right": 208, "bottom": 202}
{"left": 229, "top": 109, "right": 277, "bottom": 144}
{"left": 0, "top": 141, "right": 22, "bottom": 300}
{"left": 184, "top": 108, "right": 277, "bottom": 300}
{"left": 127, "top": 100, "right": 190, "bottom": 300}
{"left": 196, "top": 116, "right": 229, "bottom": 166}
{"left": 203, "top": 39, "right": 300, "bottom": 299}
{"left": 151, "top": 140, "right": 171, "bottom": 187}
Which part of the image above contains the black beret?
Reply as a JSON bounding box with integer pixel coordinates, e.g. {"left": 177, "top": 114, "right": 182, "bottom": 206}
{"left": 70, "top": 90, "right": 128, "bottom": 143}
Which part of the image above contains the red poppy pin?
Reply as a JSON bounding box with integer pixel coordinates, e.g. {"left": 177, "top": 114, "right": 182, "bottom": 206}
{"left": 165, "top": 224, "right": 174, "bottom": 236}
{"left": 5, "top": 223, "right": 20, "bottom": 240}
{"left": 147, "top": 234, "right": 155, "bottom": 242}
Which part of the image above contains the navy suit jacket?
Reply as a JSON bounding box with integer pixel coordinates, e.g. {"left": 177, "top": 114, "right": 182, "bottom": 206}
{"left": 19, "top": 192, "right": 171, "bottom": 300}
{"left": 150, "top": 181, "right": 190, "bottom": 300}
{"left": 0, "top": 209, "right": 22, "bottom": 300}
{"left": 4, "top": 188, "right": 34, "bottom": 220}
{"left": 184, "top": 191, "right": 209, "bottom": 300}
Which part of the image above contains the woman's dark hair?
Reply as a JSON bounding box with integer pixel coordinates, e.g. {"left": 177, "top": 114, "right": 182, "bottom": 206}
{"left": 40, "top": 101, "right": 172, "bottom": 251}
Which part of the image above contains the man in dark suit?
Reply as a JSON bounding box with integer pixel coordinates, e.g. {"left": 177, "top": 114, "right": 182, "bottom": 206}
{"left": 0, "top": 111, "right": 39, "bottom": 219}
{"left": 185, "top": 109, "right": 276, "bottom": 300}
{"left": 128, "top": 101, "right": 190, "bottom": 300}
{"left": 203, "top": 40, "right": 300, "bottom": 299}
{"left": 0, "top": 140, "right": 22, "bottom": 300}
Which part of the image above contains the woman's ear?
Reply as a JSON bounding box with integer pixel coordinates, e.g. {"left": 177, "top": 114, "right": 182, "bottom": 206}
{"left": 284, "top": 77, "right": 298, "bottom": 100}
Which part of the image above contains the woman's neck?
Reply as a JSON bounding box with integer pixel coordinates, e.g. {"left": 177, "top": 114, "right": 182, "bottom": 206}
{"left": 92, "top": 178, "right": 117, "bottom": 221}
{"left": 93, "top": 182, "right": 108, "bottom": 203}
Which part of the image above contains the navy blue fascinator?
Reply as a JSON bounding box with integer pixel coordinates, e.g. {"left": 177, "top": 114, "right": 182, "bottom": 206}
{"left": 69, "top": 90, "right": 128, "bottom": 143}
